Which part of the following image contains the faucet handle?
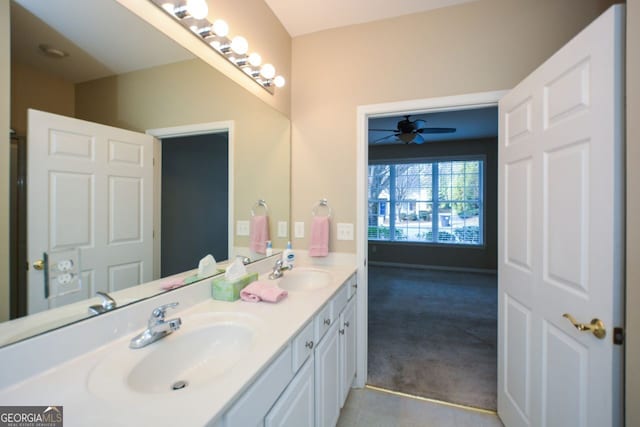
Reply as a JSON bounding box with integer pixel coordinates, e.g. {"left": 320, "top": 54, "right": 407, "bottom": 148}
{"left": 96, "top": 291, "right": 116, "bottom": 310}
{"left": 152, "top": 302, "right": 179, "bottom": 320}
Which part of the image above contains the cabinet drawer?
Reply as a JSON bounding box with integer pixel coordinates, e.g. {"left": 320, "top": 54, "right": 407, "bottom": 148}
{"left": 331, "top": 284, "right": 349, "bottom": 317}
{"left": 224, "top": 345, "right": 293, "bottom": 427}
{"left": 291, "top": 320, "right": 315, "bottom": 373}
{"left": 346, "top": 274, "right": 357, "bottom": 300}
{"left": 314, "top": 303, "right": 332, "bottom": 342}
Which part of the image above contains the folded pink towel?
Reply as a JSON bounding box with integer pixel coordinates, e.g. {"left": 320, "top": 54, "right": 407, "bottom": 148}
{"left": 241, "top": 280, "right": 288, "bottom": 303}
{"left": 250, "top": 215, "right": 270, "bottom": 254}
{"left": 160, "top": 276, "right": 186, "bottom": 290}
{"left": 309, "top": 216, "right": 330, "bottom": 257}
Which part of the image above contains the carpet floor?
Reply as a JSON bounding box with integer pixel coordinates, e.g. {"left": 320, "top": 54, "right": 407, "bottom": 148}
{"left": 367, "top": 266, "right": 498, "bottom": 410}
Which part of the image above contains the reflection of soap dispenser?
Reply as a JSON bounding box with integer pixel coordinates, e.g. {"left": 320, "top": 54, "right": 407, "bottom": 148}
{"left": 282, "top": 241, "right": 295, "bottom": 266}
{"left": 266, "top": 241, "right": 273, "bottom": 256}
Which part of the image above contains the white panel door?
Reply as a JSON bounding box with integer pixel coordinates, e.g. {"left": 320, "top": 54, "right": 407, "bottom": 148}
{"left": 498, "top": 6, "right": 624, "bottom": 427}
{"left": 27, "top": 109, "right": 153, "bottom": 313}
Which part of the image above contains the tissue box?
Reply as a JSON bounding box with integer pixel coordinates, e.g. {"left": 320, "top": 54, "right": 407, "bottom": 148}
{"left": 211, "top": 272, "right": 259, "bottom": 301}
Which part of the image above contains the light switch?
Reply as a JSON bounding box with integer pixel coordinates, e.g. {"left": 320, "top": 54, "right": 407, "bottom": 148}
{"left": 277, "top": 221, "right": 288, "bottom": 238}
{"left": 337, "top": 223, "right": 354, "bottom": 241}
{"left": 236, "top": 220, "right": 250, "bottom": 236}
{"left": 294, "top": 222, "right": 305, "bottom": 238}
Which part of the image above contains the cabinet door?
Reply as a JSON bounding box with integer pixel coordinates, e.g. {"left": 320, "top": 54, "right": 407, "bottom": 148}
{"left": 265, "top": 356, "right": 315, "bottom": 427}
{"left": 340, "top": 296, "right": 357, "bottom": 407}
{"left": 315, "top": 321, "right": 340, "bottom": 427}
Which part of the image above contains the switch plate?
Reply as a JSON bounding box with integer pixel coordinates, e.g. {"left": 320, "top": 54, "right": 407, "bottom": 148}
{"left": 337, "top": 223, "right": 354, "bottom": 241}
{"left": 294, "top": 222, "right": 305, "bottom": 238}
{"left": 236, "top": 220, "right": 250, "bottom": 236}
{"left": 277, "top": 221, "right": 288, "bottom": 238}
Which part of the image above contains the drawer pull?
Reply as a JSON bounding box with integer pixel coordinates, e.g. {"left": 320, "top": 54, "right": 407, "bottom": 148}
{"left": 305, "top": 340, "right": 314, "bottom": 349}
{"left": 344, "top": 321, "right": 350, "bottom": 327}
{"left": 324, "top": 318, "right": 331, "bottom": 326}
{"left": 352, "top": 284, "right": 357, "bottom": 288}
{"left": 339, "top": 329, "right": 345, "bottom": 335}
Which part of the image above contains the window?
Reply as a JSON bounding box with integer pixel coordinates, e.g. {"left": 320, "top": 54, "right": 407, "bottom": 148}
{"left": 368, "top": 159, "right": 484, "bottom": 245}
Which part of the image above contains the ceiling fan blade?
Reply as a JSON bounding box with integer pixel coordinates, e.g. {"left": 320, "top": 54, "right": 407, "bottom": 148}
{"left": 418, "top": 127, "right": 456, "bottom": 134}
{"left": 370, "top": 134, "right": 398, "bottom": 144}
{"left": 369, "top": 128, "right": 398, "bottom": 132}
{"left": 413, "top": 133, "right": 426, "bottom": 144}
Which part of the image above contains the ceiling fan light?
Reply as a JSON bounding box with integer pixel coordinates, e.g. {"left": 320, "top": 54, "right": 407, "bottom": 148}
{"left": 399, "top": 133, "right": 415, "bottom": 144}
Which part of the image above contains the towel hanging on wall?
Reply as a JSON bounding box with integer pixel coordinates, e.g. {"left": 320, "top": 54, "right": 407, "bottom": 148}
{"left": 309, "top": 199, "right": 331, "bottom": 257}
{"left": 250, "top": 199, "right": 270, "bottom": 254}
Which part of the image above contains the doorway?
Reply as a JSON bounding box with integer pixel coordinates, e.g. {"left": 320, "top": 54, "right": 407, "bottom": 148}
{"left": 365, "top": 106, "right": 499, "bottom": 409}
{"left": 147, "top": 120, "right": 234, "bottom": 280}
{"left": 354, "top": 90, "right": 507, "bottom": 396}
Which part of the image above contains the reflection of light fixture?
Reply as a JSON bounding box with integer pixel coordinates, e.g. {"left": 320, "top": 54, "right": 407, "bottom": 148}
{"left": 38, "top": 44, "right": 69, "bottom": 58}
{"left": 399, "top": 133, "right": 416, "bottom": 143}
{"left": 186, "top": 0, "right": 208, "bottom": 19}
{"left": 151, "top": 0, "right": 285, "bottom": 93}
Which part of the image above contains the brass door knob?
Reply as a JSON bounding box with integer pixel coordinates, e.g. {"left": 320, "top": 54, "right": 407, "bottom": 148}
{"left": 33, "top": 259, "right": 45, "bottom": 271}
{"left": 563, "top": 313, "right": 606, "bottom": 339}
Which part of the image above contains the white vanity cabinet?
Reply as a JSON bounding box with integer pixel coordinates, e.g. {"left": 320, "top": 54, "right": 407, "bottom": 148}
{"left": 265, "top": 355, "right": 315, "bottom": 427}
{"left": 339, "top": 296, "right": 357, "bottom": 408}
{"left": 314, "top": 276, "right": 357, "bottom": 427}
{"left": 221, "top": 273, "right": 357, "bottom": 427}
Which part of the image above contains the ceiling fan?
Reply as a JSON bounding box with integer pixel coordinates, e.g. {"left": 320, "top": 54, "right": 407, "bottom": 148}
{"left": 369, "top": 115, "right": 456, "bottom": 144}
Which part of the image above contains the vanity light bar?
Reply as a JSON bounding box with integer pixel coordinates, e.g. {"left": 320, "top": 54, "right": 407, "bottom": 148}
{"left": 153, "top": 0, "right": 285, "bottom": 94}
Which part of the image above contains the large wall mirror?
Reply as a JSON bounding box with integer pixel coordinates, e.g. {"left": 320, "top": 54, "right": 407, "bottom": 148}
{"left": 2, "top": 0, "right": 291, "bottom": 346}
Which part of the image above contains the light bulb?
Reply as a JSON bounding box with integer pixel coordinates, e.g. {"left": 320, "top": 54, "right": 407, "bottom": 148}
{"left": 273, "top": 75, "right": 286, "bottom": 88}
{"left": 231, "top": 36, "right": 249, "bottom": 55}
{"left": 248, "top": 52, "right": 262, "bottom": 67}
{"left": 161, "top": 3, "right": 175, "bottom": 14}
{"left": 186, "top": 0, "right": 208, "bottom": 19}
{"left": 212, "top": 19, "right": 229, "bottom": 37}
{"left": 260, "top": 64, "right": 276, "bottom": 79}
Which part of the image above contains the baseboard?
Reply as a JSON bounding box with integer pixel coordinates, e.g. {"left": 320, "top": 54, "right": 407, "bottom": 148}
{"left": 368, "top": 261, "right": 496, "bottom": 275}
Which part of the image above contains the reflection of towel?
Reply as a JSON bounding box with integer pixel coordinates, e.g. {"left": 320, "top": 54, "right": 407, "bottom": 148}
{"left": 240, "top": 280, "right": 288, "bottom": 303}
{"left": 160, "top": 276, "right": 186, "bottom": 290}
{"left": 250, "top": 215, "right": 270, "bottom": 254}
{"left": 309, "top": 216, "right": 330, "bottom": 257}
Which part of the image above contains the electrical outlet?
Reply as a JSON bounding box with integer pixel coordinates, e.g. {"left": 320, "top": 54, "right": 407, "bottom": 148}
{"left": 236, "top": 220, "right": 250, "bottom": 236}
{"left": 294, "top": 222, "right": 305, "bottom": 238}
{"left": 337, "top": 223, "right": 354, "bottom": 240}
{"left": 278, "top": 221, "right": 288, "bottom": 238}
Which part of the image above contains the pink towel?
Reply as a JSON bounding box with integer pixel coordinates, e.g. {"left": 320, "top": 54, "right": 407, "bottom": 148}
{"left": 309, "top": 216, "right": 330, "bottom": 257}
{"left": 241, "top": 280, "right": 288, "bottom": 303}
{"left": 160, "top": 276, "right": 186, "bottom": 290}
{"left": 250, "top": 215, "right": 270, "bottom": 254}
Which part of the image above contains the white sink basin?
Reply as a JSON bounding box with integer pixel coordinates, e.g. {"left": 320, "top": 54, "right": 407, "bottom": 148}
{"left": 278, "top": 268, "right": 332, "bottom": 291}
{"left": 88, "top": 312, "right": 261, "bottom": 397}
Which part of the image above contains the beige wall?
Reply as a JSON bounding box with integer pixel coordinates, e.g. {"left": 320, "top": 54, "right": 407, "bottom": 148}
{"left": 10, "top": 61, "right": 75, "bottom": 136}
{"left": 75, "top": 58, "right": 290, "bottom": 250}
{"left": 290, "top": 0, "right": 616, "bottom": 253}
{"left": 0, "top": 2, "right": 10, "bottom": 321}
{"left": 627, "top": 0, "right": 639, "bottom": 425}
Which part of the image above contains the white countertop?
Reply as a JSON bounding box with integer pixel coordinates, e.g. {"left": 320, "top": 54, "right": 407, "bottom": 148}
{"left": 0, "top": 257, "right": 356, "bottom": 427}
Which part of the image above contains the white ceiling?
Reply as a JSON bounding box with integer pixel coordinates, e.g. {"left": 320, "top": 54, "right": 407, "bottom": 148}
{"left": 264, "top": 0, "right": 477, "bottom": 37}
{"left": 12, "top": 0, "right": 193, "bottom": 83}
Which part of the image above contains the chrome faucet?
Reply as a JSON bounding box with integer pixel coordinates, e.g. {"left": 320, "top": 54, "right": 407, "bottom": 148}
{"left": 129, "top": 302, "right": 182, "bottom": 349}
{"left": 269, "top": 259, "right": 293, "bottom": 280}
{"left": 88, "top": 291, "right": 116, "bottom": 315}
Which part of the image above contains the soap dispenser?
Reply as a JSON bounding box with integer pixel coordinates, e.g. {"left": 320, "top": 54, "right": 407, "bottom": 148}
{"left": 282, "top": 241, "right": 295, "bottom": 266}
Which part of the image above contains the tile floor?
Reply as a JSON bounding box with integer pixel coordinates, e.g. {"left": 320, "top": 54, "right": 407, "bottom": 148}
{"left": 337, "top": 387, "right": 504, "bottom": 427}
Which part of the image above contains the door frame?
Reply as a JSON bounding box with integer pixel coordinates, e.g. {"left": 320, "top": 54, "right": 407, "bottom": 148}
{"left": 355, "top": 90, "right": 507, "bottom": 388}
{"left": 147, "top": 121, "right": 234, "bottom": 279}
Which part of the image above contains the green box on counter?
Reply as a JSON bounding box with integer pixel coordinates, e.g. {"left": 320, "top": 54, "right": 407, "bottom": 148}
{"left": 211, "top": 272, "right": 258, "bottom": 301}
